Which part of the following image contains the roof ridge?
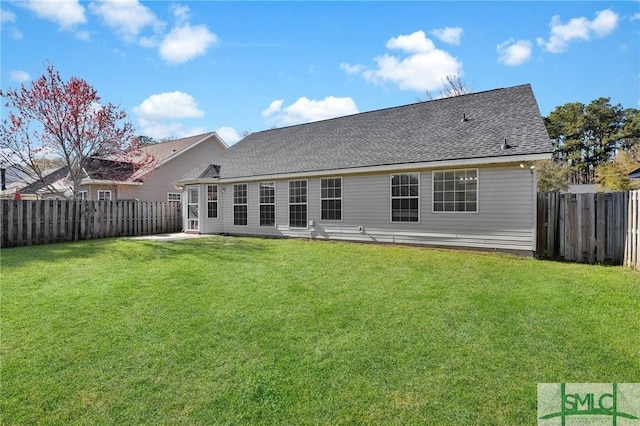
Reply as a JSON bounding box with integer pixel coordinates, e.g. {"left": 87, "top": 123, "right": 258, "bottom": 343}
{"left": 146, "top": 131, "right": 214, "bottom": 147}
{"left": 252, "top": 84, "right": 532, "bottom": 136}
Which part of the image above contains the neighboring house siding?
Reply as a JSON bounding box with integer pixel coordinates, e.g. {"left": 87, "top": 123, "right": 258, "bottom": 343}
{"left": 217, "top": 164, "right": 535, "bottom": 252}
{"left": 82, "top": 184, "right": 118, "bottom": 201}
{"left": 132, "top": 139, "right": 226, "bottom": 202}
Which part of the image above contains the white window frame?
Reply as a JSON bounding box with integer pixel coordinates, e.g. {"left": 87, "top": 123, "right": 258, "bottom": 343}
{"left": 98, "top": 190, "right": 112, "bottom": 201}
{"left": 288, "top": 179, "right": 308, "bottom": 229}
{"left": 207, "top": 185, "right": 218, "bottom": 219}
{"left": 167, "top": 192, "right": 181, "bottom": 202}
{"left": 77, "top": 191, "right": 88, "bottom": 200}
{"left": 320, "top": 177, "right": 343, "bottom": 222}
{"left": 259, "top": 182, "right": 276, "bottom": 227}
{"left": 432, "top": 168, "right": 479, "bottom": 214}
{"left": 233, "top": 183, "right": 248, "bottom": 226}
{"left": 390, "top": 172, "right": 420, "bottom": 223}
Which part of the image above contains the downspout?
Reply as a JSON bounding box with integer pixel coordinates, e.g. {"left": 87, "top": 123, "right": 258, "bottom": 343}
{"left": 532, "top": 167, "right": 538, "bottom": 257}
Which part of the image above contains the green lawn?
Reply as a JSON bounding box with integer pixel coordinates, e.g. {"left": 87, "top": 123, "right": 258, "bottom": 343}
{"left": 1, "top": 236, "right": 639, "bottom": 425}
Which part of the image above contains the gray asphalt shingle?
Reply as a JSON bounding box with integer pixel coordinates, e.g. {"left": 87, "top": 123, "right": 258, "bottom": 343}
{"left": 189, "top": 84, "right": 552, "bottom": 180}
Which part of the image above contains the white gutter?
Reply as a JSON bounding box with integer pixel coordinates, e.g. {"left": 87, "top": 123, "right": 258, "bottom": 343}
{"left": 178, "top": 153, "right": 552, "bottom": 184}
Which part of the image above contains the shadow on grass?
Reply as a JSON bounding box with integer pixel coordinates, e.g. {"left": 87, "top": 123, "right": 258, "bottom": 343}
{"left": 0, "top": 235, "right": 278, "bottom": 270}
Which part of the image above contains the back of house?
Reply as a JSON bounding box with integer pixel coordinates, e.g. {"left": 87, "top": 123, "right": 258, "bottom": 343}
{"left": 178, "top": 84, "right": 553, "bottom": 254}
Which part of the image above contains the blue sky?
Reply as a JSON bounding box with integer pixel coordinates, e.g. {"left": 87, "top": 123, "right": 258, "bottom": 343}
{"left": 1, "top": 1, "right": 639, "bottom": 145}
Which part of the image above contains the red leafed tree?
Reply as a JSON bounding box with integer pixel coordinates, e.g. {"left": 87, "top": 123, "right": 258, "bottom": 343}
{"left": 1, "top": 64, "right": 153, "bottom": 198}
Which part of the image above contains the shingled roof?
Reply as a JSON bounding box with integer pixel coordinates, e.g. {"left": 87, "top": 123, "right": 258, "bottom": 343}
{"left": 186, "top": 84, "right": 552, "bottom": 181}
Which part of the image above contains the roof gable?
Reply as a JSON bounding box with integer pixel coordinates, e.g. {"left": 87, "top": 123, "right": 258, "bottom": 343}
{"left": 214, "top": 84, "right": 553, "bottom": 180}
{"left": 20, "top": 166, "right": 70, "bottom": 193}
{"left": 128, "top": 132, "right": 227, "bottom": 181}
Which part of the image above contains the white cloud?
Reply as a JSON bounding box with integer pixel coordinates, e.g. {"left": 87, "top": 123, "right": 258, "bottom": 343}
{"left": 1, "top": 10, "right": 22, "bottom": 39}
{"left": 1, "top": 9, "right": 16, "bottom": 23}
{"left": 343, "top": 30, "right": 462, "bottom": 92}
{"left": 537, "top": 9, "right": 619, "bottom": 53}
{"left": 90, "top": 0, "right": 161, "bottom": 43}
{"left": 136, "top": 118, "right": 204, "bottom": 140}
{"left": 133, "top": 92, "right": 207, "bottom": 140}
{"left": 19, "top": 0, "right": 86, "bottom": 29}
{"left": 9, "top": 28, "right": 23, "bottom": 39}
{"left": 75, "top": 30, "right": 91, "bottom": 41}
{"left": 138, "top": 36, "right": 157, "bottom": 48}
{"left": 632, "top": 13, "right": 640, "bottom": 22}
{"left": 386, "top": 30, "right": 435, "bottom": 53}
{"left": 159, "top": 24, "right": 219, "bottom": 64}
{"left": 497, "top": 39, "right": 532, "bottom": 66}
{"left": 590, "top": 9, "right": 618, "bottom": 36}
{"left": 340, "top": 62, "right": 365, "bottom": 74}
{"left": 261, "top": 99, "right": 283, "bottom": 117}
{"left": 216, "top": 127, "right": 241, "bottom": 145}
{"left": 430, "top": 27, "right": 463, "bottom": 45}
{"left": 263, "top": 96, "right": 358, "bottom": 127}
{"left": 9, "top": 70, "right": 30, "bottom": 82}
{"left": 171, "top": 4, "right": 190, "bottom": 24}
{"left": 133, "top": 91, "right": 204, "bottom": 120}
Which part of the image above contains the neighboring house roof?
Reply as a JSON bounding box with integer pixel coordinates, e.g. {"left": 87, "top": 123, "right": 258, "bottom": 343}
{"left": 3, "top": 133, "right": 226, "bottom": 197}
{"left": 83, "top": 158, "right": 137, "bottom": 181}
{"left": 191, "top": 84, "right": 552, "bottom": 181}
{"left": 629, "top": 167, "right": 640, "bottom": 179}
{"left": 2, "top": 165, "right": 31, "bottom": 186}
{"left": 20, "top": 166, "right": 70, "bottom": 195}
{"left": 128, "top": 132, "right": 225, "bottom": 181}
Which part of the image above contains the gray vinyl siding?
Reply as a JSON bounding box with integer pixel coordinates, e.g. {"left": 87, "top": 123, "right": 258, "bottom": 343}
{"left": 211, "top": 164, "right": 535, "bottom": 252}
{"left": 132, "top": 139, "right": 226, "bottom": 202}
{"left": 199, "top": 184, "right": 223, "bottom": 234}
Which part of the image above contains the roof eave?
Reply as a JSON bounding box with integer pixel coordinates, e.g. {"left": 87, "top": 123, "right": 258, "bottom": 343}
{"left": 177, "top": 152, "right": 553, "bottom": 184}
{"left": 81, "top": 178, "right": 143, "bottom": 186}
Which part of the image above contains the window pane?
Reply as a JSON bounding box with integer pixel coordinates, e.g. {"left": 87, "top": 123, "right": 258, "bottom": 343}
{"left": 391, "top": 173, "right": 419, "bottom": 222}
{"left": 289, "top": 204, "right": 307, "bottom": 228}
{"left": 207, "top": 185, "right": 217, "bottom": 200}
{"left": 189, "top": 189, "right": 198, "bottom": 204}
{"left": 289, "top": 180, "right": 306, "bottom": 203}
{"left": 234, "top": 184, "right": 247, "bottom": 204}
{"left": 432, "top": 169, "right": 477, "bottom": 213}
{"left": 234, "top": 205, "right": 247, "bottom": 225}
{"left": 260, "top": 182, "right": 275, "bottom": 204}
{"left": 260, "top": 205, "right": 275, "bottom": 226}
{"left": 208, "top": 201, "right": 217, "bottom": 218}
{"left": 188, "top": 205, "right": 198, "bottom": 219}
{"left": 321, "top": 199, "right": 342, "bottom": 221}
{"left": 320, "top": 178, "right": 341, "bottom": 221}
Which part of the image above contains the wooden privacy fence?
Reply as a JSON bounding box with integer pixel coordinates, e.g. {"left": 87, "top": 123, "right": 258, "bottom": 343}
{"left": 536, "top": 191, "right": 636, "bottom": 267}
{"left": 1, "top": 200, "right": 182, "bottom": 248}
{"left": 626, "top": 190, "right": 640, "bottom": 271}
